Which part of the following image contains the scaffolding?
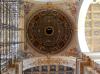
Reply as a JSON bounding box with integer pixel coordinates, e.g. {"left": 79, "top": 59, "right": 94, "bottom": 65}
{"left": 0, "top": 0, "right": 21, "bottom": 73}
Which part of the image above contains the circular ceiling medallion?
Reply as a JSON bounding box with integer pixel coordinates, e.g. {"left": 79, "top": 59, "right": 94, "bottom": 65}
{"left": 27, "top": 9, "right": 74, "bottom": 54}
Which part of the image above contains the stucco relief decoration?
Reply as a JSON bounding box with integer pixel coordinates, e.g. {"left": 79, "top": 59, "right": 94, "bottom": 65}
{"left": 23, "top": 57, "right": 76, "bottom": 70}
{"left": 66, "top": 48, "right": 80, "bottom": 56}
{"left": 24, "top": 2, "right": 34, "bottom": 14}
{"left": 70, "top": 0, "right": 79, "bottom": 17}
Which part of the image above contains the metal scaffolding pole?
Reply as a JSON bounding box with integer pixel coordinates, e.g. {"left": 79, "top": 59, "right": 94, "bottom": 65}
{"left": 0, "top": 0, "right": 1, "bottom": 73}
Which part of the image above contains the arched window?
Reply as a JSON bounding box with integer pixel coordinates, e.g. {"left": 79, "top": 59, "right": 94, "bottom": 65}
{"left": 24, "top": 65, "right": 74, "bottom": 74}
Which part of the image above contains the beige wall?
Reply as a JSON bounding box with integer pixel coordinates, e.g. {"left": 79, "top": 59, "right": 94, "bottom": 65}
{"left": 85, "top": 4, "right": 100, "bottom": 52}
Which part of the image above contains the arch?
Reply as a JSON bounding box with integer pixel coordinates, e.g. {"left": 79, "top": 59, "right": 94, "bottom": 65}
{"left": 23, "top": 57, "right": 76, "bottom": 71}
{"left": 78, "top": 0, "right": 93, "bottom": 52}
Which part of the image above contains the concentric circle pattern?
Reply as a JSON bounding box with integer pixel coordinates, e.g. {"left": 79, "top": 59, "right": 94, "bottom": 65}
{"left": 27, "top": 9, "right": 74, "bottom": 54}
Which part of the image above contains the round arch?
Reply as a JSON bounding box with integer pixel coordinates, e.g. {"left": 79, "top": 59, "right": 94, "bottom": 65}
{"left": 23, "top": 56, "right": 76, "bottom": 71}
{"left": 78, "top": 0, "right": 93, "bottom": 52}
